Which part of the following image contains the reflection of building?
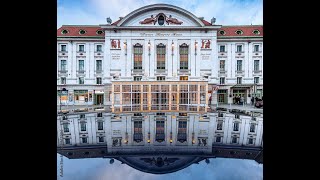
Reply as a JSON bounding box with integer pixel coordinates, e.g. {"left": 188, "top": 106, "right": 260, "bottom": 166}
{"left": 57, "top": 4, "right": 263, "bottom": 106}
{"left": 57, "top": 110, "right": 263, "bottom": 174}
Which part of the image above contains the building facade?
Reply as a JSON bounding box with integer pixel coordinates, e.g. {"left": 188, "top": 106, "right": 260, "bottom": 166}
{"left": 57, "top": 110, "right": 263, "bottom": 174}
{"left": 57, "top": 4, "right": 263, "bottom": 109}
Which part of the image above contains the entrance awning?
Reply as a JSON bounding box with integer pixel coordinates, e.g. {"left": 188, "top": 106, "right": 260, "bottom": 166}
{"left": 231, "top": 84, "right": 253, "bottom": 89}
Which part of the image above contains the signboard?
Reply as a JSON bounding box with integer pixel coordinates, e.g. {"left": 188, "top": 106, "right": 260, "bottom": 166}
{"left": 111, "top": 52, "right": 121, "bottom": 60}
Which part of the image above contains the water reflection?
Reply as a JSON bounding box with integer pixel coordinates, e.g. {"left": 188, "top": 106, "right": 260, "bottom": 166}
{"left": 57, "top": 109, "right": 263, "bottom": 175}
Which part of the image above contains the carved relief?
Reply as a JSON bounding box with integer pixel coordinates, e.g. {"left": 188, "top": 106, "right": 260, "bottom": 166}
{"left": 139, "top": 13, "right": 183, "bottom": 25}
{"left": 139, "top": 15, "right": 157, "bottom": 24}
{"left": 201, "top": 40, "right": 211, "bottom": 49}
{"left": 166, "top": 15, "right": 183, "bottom": 25}
{"left": 111, "top": 39, "right": 121, "bottom": 49}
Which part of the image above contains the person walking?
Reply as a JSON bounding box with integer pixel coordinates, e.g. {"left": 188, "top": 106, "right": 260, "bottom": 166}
{"left": 240, "top": 96, "right": 244, "bottom": 105}
{"left": 251, "top": 96, "right": 254, "bottom": 106}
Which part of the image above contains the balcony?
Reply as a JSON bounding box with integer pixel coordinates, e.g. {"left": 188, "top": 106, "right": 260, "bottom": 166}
{"left": 58, "top": 70, "right": 68, "bottom": 74}
{"left": 58, "top": 51, "right": 68, "bottom": 56}
{"left": 155, "top": 133, "right": 165, "bottom": 142}
{"left": 177, "top": 133, "right": 187, "bottom": 142}
{"left": 218, "top": 70, "right": 226, "bottom": 75}
{"left": 133, "top": 133, "right": 143, "bottom": 142}
{"left": 253, "top": 70, "right": 262, "bottom": 75}
{"left": 77, "top": 70, "right": 85, "bottom": 74}
{"left": 235, "top": 70, "right": 244, "bottom": 75}
{"left": 178, "top": 69, "right": 191, "bottom": 75}
{"left": 131, "top": 69, "right": 144, "bottom": 75}
{"left": 95, "top": 70, "right": 103, "bottom": 74}
{"left": 154, "top": 69, "right": 167, "bottom": 75}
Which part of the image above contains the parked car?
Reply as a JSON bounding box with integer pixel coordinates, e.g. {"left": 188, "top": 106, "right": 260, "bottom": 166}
{"left": 255, "top": 99, "right": 263, "bottom": 108}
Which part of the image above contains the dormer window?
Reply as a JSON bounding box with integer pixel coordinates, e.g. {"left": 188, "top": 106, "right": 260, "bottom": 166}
{"left": 96, "top": 30, "right": 103, "bottom": 35}
{"left": 219, "top": 30, "right": 226, "bottom": 35}
{"left": 79, "top": 29, "right": 86, "bottom": 35}
{"left": 158, "top": 15, "right": 165, "bottom": 25}
{"left": 61, "top": 29, "right": 69, "bottom": 34}
{"left": 253, "top": 30, "right": 260, "bottom": 35}
{"left": 235, "top": 30, "right": 243, "bottom": 35}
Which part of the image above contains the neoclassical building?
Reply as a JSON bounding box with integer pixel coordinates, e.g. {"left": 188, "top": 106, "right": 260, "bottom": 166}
{"left": 57, "top": 110, "right": 263, "bottom": 174}
{"left": 57, "top": 4, "right": 263, "bottom": 110}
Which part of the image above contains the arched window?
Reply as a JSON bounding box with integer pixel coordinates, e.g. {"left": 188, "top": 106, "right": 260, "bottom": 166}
{"left": 179, "top": 43, "right": 189, "bottom": 69}
{"left": 133, "top": 44, "right": 143, "bottom": 69}
{"left": 156, "top": 43, "right": 166, "bottom": 69}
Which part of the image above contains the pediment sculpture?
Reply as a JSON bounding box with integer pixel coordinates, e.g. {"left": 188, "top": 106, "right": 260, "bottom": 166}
{"left": 139, "top": 13, "right": 183, "bottom": 25}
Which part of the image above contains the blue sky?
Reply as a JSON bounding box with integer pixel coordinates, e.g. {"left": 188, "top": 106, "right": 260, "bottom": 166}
{"left": 57, "top": 0, "right": 263, "bottom": 28}
{"left": 57, "top": 154, "right": 263, "bottom": 180}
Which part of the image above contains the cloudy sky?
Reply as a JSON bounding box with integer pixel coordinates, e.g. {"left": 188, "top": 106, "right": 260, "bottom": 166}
{"left": 57, "top": 0, "right": 263, "bottom": 28}
{"left": 57, "top": 154, "right": 263, "bottom": 180}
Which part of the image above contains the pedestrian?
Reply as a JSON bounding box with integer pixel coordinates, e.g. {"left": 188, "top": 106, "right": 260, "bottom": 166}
{"left": 251, "top": 96, "right": 254, "bottom": 106}
{"left": 240, "top": 96, "right": 244, "bottom": 105}
{"left": 209, "top": 96, "right": 212, "bottom": 105}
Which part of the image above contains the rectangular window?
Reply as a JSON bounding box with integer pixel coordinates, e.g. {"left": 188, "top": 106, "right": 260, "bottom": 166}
{"left": 96, "top": 77, "right": 102, "bottom": 84}
{"left": 254, "top": 45, "right": 259, "bottom": 52}
{"left": 254, "top": 77, "right": 259, "bottom": 84}
{"left": 232, "top": 137, "right": 237, "bottom": 143}
{"left": 178, "top": 121, "right": 187, "bottom": 142}
{"left": 157, "top": 44, "right": 166, "bottom": 69}
{"left": 156, "top": 121, "right": 165, "bottom": 142}
{"left": 96, "top": 45, "right": 102, "bottom": 52}
{"left": 233, "top": 122, "right": 239, "bottom": 131}
{"left": 96, "top": 60, "right": 102, "bottom": 71}
{"left": 80, "top": 122, "right": 86, "bottom": 131}
{"left": 97, "top": 112, "right": 102, "bottom": 117}
{"left": 236, "top": 45, "right": 242, "bottom": 52}
{"left": 254, "top": 60, "right": 259, "bottom": 71}
{"left": 61, "top": 45, "right": 67, "bottom": 52}
{"left": 79, "top": 77, "right": 84, "bottom": 84}
{"left": 133, "top": 44, "right": 143, "bottom": 69}
{"left": 220, "top": 77, "right": 225, "bottom": 85}
{"left": 79, "top": 45, "right": 84, "bottom": 52}
{"left": 61, "top": 77, "right": 66, "bottom": 85}
{"left": 250, "top": 124, "right": 255, "bottom": 132}
{"left": 157, "top": 76, "right": 165, "bottom": 81}
{"left": 80, "top": 114, "right": 85, "bottom": 119}
{"left": 134, "top": 121, "right": 142, "bottom": 134}
{"left": 248, "top": 138, "right": 253, "bottom": 144}
{"left": 237, "top": 77, "right": 242, "bottom": 84}
{"left": 219, "top": 45, "right": 225, "bottom": 52}
{"left": 134, "top": 76, "right": 142, "bottom": 81}
{"left": 81, "top": 137, "right": 87, "bottom": 143}
{"left": 98, "top": 122, "right": 103, "bottom": 130}
{"left": 63, "top": 124, "right": 69, "bottom": 132}
{"left": 179, "top": 44, "right": 189, "bottom": 69}
{"left": 98, "top": 137, "right": 104, "bottom": 142}
{"left": 216, "top": 136, "right": 221, "bottom": 143}
{"left": 236, "top": 60, "right": 242, "bottom": 71}
{"left": 178, "top": 121, "right": 187, "bottom": 134}
{"left": 65, "top": 139, "right": 70, "bottom": 144}
{"left": 180, "top": 76, "right": 188, "bottom": 81}
{"left": 61, "top": 60, "right": 67, "bottom": 71}
{"left": 217, "top": 121, "right": 223, "bottom": 130}
{"left": 220, "top": 60, "right": 225, "bottom": 71}
{"left": 78, "top": 60, "right": 84, "bottom": 71}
